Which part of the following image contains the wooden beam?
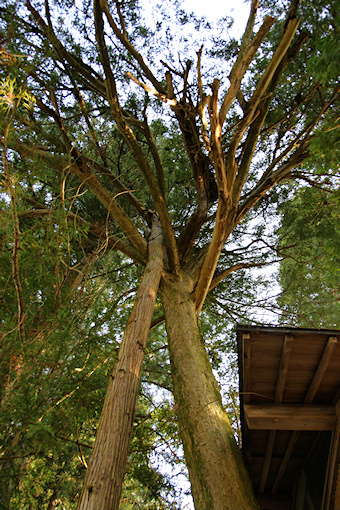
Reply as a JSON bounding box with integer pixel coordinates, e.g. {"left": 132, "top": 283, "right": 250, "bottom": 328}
{"left": 244, "top": 404, "right": 336, "bottom": 431}
{"left": 243, "top": 333, "right": 251, "bottom": 404}
{"left": 272, "top": 429, "right": 299, "bottom": 494}
{"left": 304, "top": 337, "right": 339, "bottom": 404}
{"left": 272, "top": 336, "right": 339, "bottom": 494}
{"left": 259, "top": 430, "right": 276, "bottom": 493}
{"left": 259, "top": 334, "right": 293, "bottom": 493}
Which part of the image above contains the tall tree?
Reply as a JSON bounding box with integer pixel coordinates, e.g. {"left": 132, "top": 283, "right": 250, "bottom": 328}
{"left": 0, "top": 0, "right": 339, "bottom": 508}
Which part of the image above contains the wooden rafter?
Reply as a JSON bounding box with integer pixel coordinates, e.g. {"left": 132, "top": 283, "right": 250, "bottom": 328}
{"left": 322, "top": 400, "right": 340, "bottom": 510}
{"left": 259, "top": 334, "right": 293, "bottom": 493}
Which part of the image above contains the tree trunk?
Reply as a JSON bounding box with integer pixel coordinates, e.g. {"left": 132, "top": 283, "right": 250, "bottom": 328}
{"left": 78, "top": 216, "right": 163, "bottom": 510}
{"left": 161, "top": 271, "right": 259, "bottom": 510}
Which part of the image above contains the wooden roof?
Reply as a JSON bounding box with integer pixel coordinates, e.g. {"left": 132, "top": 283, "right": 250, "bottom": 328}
{"left": 237, "top": 326, "right": 340, "bottom": 510}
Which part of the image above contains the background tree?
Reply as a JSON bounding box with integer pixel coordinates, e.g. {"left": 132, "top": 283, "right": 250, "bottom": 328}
{"left": 0, "top": 0, "right": 339, "bottom": 508}
{"left": 277, "top": 186, "right": 340, "bottom": 328}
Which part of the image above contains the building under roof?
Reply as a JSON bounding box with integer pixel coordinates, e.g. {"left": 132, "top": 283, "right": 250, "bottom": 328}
{"left": 237, "top": 325, "right": 340, "bottom": 510}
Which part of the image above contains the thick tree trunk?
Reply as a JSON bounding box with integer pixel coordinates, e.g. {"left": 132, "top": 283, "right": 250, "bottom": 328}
{"left": 161, "top": 271, "right": 259, "bottom": 510}
{"left": 78, "top": 216, "right": 163, "bottom": 510}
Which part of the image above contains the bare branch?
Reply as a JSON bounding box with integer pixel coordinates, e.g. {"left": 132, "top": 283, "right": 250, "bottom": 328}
{"left": 126, "top": 71, "right": 177, "bottom": 106}
{"left": 196, "top": 45, "right": 211, "bottom": 152}
{"left": 142, "top": 123, "right": 167, "bottom": 201}
{"left": 232, "top": 31, "right": 309, "bottom": 203}
{"left": 114, "top": 0, "right": 127, "bottom": 38}
{"left": 238, "top": 0, "right": 259, "bottom": 59}
{"left": 219, "top": 15, "right": 276, "bottom": 126}
{"left": 224, "top": 18, "right": 300, "bottom": 201}
{"left": 209, "top": 259, "right": 283, "bottom": 292}
{"left": 236, "top": 144, "right": 308, "bottom": 224}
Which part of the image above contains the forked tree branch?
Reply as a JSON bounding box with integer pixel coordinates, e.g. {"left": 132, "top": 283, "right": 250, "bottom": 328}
{"left": 232, "top": 31, "right": 309, "bottom": 204}
{"left": 194, "top": 18, "right": 300, "bottom": 310}
{"left": 236, "top": 144, "right": 309, "bottom": 224}
{"left": 99, "top": 0, "right": 166, "bottom": 95}
{"left": 225, "top": 18, "right": 300, "bottom": 199}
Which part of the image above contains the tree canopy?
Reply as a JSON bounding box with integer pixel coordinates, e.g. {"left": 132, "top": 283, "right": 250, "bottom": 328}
{"left": 0, "top": 0, "right": 339, "bottom": 508}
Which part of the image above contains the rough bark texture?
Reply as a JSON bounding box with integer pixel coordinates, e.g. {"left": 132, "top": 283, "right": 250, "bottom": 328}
{"left": 161, "top": 272, "right": 259, "bottom": 510}
{"left": 77, "top": 216, "right": 163, "bottom": 510}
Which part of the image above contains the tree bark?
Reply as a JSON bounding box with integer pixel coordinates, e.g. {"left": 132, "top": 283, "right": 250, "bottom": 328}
{"left": 161, "top": 271, "right": 259, "bottom": 510}
{"left": 77, "top": 216, "right": 163, "bottom": 510}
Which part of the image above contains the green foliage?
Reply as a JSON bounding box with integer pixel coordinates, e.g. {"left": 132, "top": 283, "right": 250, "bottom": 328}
{"left": 277, "top": 187, "right": 340, "bottom": 328}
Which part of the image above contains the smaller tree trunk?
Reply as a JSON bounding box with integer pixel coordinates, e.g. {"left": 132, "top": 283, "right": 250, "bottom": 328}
{"left": 78, "top": 216, "right": 163, "bottom": 510}
{"left": 161, "top": 271, "right": 259, "bottom": 510}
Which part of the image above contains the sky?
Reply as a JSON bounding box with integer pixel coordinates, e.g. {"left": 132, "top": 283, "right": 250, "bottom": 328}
{"left": 182, "top": 0, "right": 250, "bottom": 36}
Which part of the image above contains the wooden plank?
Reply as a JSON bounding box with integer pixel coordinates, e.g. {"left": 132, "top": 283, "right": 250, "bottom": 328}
{"left": 305, "top": 487, "right": 315, "bottom": 510}
{"left": 244, "top": 404, "right": 336, "bottom": 431}
{"left": 275, "top": 334, "right": 294, "bottom": 403}
{"left": 295, "top": 468, "right": 307, "bottom": 510}
{"left": 259, "top": 335, "right": 294, "bottom": 493}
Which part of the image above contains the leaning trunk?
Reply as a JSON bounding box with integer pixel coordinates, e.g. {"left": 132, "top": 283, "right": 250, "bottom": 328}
{"left": 161, "top": 271, "right": 259, "bottom": 510}
{"left": 78, "top": 216, "right": 163, "bottom": 510}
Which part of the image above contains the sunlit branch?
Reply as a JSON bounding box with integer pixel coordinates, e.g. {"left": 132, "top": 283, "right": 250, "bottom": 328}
{"left": 126, "top": 71, "right": 177, "bottom": 105}
{"left": 219, "top": 15, "right": 276, "bottom": 126}
{"left": 196, "top": 45, "right": 211, "bottom": 152}
{"left": 232, "top": 31, "right": 310, "bottom": 203}
{"left": 238, "top": 0, "right": 259, "bottom": 57}
{"left": 226, "top": 19, "right": 300, "bottom": 199}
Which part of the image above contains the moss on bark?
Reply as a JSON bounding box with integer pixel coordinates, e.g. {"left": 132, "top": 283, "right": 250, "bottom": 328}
{"left": 161, "top": 271, "right": 259, "bottom": 510}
